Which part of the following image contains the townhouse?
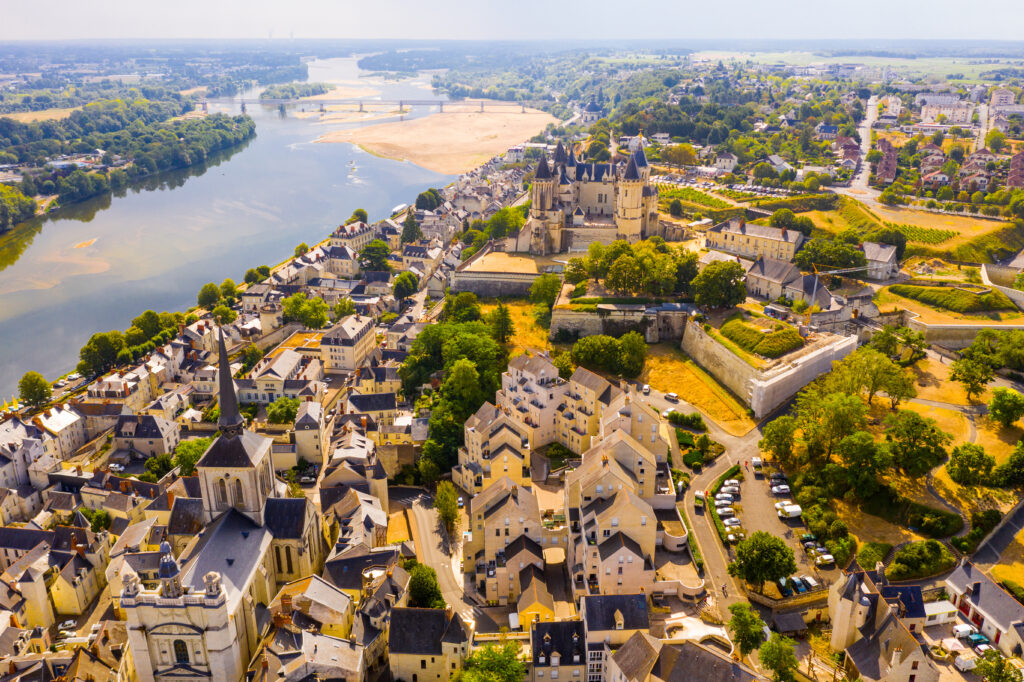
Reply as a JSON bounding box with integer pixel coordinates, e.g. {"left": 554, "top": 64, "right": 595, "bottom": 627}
{"left": 321, "top": 314, "right": 376, "bottom": 374}
{"left": 705, "top": 218, "right": 804, "bottom": 262}
{"left": 454, "top": 403, "right": 531, "bottom": 495}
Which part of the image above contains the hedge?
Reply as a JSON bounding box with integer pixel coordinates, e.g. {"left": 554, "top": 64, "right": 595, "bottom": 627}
{"left": 1004, "top": 579, "right": 1024, "bottom": 605}
{"left": 678, "top": 505, "right": 705, "bottom": 572}
{"left": 888, "top": 284, "right": 1016, "bottom": 313}
{"left": 857, "top": 542, "right": 893, "bottom": 569}
{"left": 720, "top": 318, "right": 804, "bottom": 358}
{"left": 859, "top": 485, "right": 963, "bottom": 538}
{"left": 668, "top": 411, "right": 707, "bottom": 432}
{"left": 951, "top": 509, "right": 1002, "bottom": 554}
{"left": 752, "top": 193, "right": 838, "bottom": 213}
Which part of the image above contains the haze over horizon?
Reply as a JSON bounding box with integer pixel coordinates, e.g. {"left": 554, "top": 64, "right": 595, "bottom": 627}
{"left": 3, "top": 0, "right": 1024, "bottom": 43}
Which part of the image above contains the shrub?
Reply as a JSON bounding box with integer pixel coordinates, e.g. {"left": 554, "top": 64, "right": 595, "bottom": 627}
{"left": 951, "top": 509, "right": 1002, "bottom": 553}
{"left": 885, "top": 222, "right": 956, "bottom": 244}
{"left": 676, "top": 429, "right": 696, "bottom": 448}
{"left": 1004, "top": 580, "right": 1024, "bottom": 605}
{"left": 857, "top": 542, "right": 893, "bottom": 569}
{"left": 683, "top": 450, "right": 704, "bottom": 469}
{"left": 668, "top": 411, "right": 707, "bottom": 432}
{"left": 720, "top": 318, "right": 804, "bottom": 358}
{"left": 885, "top": 540, "right": 956, "bottom": 581}
{"left": 859, "top": 485, "right": 963, "bottom": 538}
{"left": 888, "top": 284, "right": 1015, "bottom": 313}
{"left": 826, "top": 536, "right": 857, "bottom": 568}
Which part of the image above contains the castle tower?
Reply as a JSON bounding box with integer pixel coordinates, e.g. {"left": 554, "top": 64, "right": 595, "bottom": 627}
{"left": 525, "top": 156, "right": 563, "bottom": 254}
{"left": 615, "top": 156, "right": 644, "bottom": 244}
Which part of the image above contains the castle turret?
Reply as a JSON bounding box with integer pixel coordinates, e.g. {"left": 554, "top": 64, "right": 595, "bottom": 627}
{"left": 525, "top": 156, "right": 563, "bottom": 255}
{"left": 615, "top": 156, "right": 644, "bottom": 244}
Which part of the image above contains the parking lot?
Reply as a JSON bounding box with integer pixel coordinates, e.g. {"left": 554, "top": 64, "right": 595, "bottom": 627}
{"left": 713, "top": 464, "right": 840, "bottom": 598}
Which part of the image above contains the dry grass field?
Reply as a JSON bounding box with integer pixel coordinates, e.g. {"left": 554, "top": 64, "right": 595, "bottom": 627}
{"left": 991, "top": 529, "right": 1024, "bottom": 586}
{"left": 910, "top": 357, "right": 987, "bottom": 406}
{"left": 2, "top": 107, "right": 79, "bottom": 122}
{"left": 641, "top": 343, "right": 756, "bottom": 436}
{"left": 480, "top": 300, "right": 553, "bottom": 358}
{"left": 874, "top": 286, "right": 1024, "bottom": 324}
{"left": 871, "top": 205, "right": 1012, "bottom": 247}
{"left": 387, "top": 511, "right": 411, "bottom": 544}
{"left": 834, "top": 499, "right": 923, "bottom": 547}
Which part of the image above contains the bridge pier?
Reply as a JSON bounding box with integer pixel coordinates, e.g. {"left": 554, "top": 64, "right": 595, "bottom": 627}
{"left": 480, "top": 101, "right": 484, "bottom": 113}
{"left": 439, "top": 102, "right": 443, "bottom": 113}
{"left": 240, "top": 102, "right": 246, "bottom": 113}
{"left": 521, "top": 102, "right": 526, "bottom": 113}
{"left": 399, "top": 100, "right": 403, "bottom": 111}
{"left": 320, "top": 103, "right": 325, "bottom": 113}
{"left": 359, "top": 101, "right": 364, "bottom": 112}
{"left": 201, "top": 101, "right": 208, "bottom": 113}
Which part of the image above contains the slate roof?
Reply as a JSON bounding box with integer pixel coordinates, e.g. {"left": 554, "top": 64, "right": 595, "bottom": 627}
{"left": 166, "top": 497, "right": 205, "bottom": 536}
{"left": 114, "top": 414, "right": 176, "bottom": 440}
{"left": 346, "top": 392, "right": 397, "bottom": 413}
{"left": 862, "top": 241, "right": 897, "bottom": 263}
{"left": 598, "top": 532, "right": 646, "bottom": 561}
{"left": 946, "top": 562, "right": 1024, "bottom": 631}
{"left": 388, "top": 608, "right": 450, "bottom": 655}
{"left": 652, "top": 638, "right": 762, "bottom": 681}
{"left": 264, "top": 498, "right": 309, "bottom": 539}
{"left": 532, "top": 620, "right": 585, "bottom": 667}
{"left": 196, "top": 429, "right": 270, "bottom": 469}
{"left": 582, "top": 593, "right": 649, "bottom": 631}
{"left": 747, "top": 257, "right": 801, "bottom": 286}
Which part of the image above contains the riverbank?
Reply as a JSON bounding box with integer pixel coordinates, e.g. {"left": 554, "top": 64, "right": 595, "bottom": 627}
{"left": 315, "top": 106, "right": 557, "bottom": 175}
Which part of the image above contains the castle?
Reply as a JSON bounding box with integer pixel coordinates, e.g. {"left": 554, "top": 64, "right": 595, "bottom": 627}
{"left": 515, "top": 141, "right": 660, "bottom": 255}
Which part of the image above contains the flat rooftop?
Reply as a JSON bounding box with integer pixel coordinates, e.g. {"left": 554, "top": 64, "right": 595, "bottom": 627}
{"left": 266, "top": 331, "right": 324, "bottom": 359}
{"left": 464, "top": 251, "right": 539, "bottom": 274}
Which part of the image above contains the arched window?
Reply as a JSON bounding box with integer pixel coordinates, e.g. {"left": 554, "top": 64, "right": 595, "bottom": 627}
{"left": 285, "top": 546, "right": 294, "bottom": 574}
{"left": 275, "top": 545, "right": 282, "bottom": 573}
{"left": 173, "top": 640, "right": 189, "bottom": 664}
{"left": 216, "top": 479, "right": 228, "bottom": 509}
{"left": 233, "top": 478, "right": 245, "bottom": 509}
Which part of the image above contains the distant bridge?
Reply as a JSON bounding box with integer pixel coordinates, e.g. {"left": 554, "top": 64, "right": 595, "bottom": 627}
{"left": 199, "top": 98, "right": 530, "bottom": 114}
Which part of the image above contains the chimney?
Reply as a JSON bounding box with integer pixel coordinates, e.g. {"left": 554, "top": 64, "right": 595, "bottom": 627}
{"left": 167, "top": 491, "right": 175, "bottom": 508}
{"left": 261, "top": 654, "right": 269, "bottom": 671}
{"left": 973, "top": 581, "right": 982, "bottom": 596}
{"left": 272, "top": 612, "right": 292, "bottom": 628}
{"left": 446, "top": 605, "right": 453, "bottom": 622}
{"left": 281, "top": 594, "right": 293, "bottom": 613}
{"left": 361, "top": 416, "right": 367, "bottom": 430}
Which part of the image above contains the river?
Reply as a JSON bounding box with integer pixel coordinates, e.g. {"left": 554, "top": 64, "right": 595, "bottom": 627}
{"left": 0, "top": 57, "right": 453, "bottom": 400}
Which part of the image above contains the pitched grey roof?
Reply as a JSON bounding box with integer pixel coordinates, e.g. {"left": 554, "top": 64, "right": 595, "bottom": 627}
{"left": 598, "top": 532, "right": 645, "bottom": 561}
{"left": 582, "top": 593, "right": 649, "bottom": 631}
{"left": 196, "top": 429, "right": 270, "bottom": 469}
{"left": 862, "top": 241, "right": 898, "bottom": 263}
{"left": 264, "top": 498, "right": 309, "bottom": 539}
{"left": 532, "top": 620, "right": 585, "bottom": 667}
{"left": 346, "top": 392, "right": 396, "bottom": 413}
{"left": 946, "top": 562, "right": 1024, "bottom": 631}
{"left": 388, "top": 608, "right": 449, "bottom": 655}
{"left": 747, "top": 257, "right": 801, "bottom": 286}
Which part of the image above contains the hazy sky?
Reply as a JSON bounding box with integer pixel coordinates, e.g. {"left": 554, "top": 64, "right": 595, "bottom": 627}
{"left": 2, "top": 0, "right": 1023, "bottom": 41}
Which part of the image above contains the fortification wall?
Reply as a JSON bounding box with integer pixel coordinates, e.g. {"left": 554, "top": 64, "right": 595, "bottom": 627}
{"left": 450, "top": 270, "right": 541, "bottom": 297}
{"left": 680, "top": 322, "right": 757, "bottom": 406}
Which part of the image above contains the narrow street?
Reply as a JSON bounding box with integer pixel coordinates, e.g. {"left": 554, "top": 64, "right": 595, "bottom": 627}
{"left": 834, "top": 94, "right": 881, "bottom": 207}
{"left": 404, "top": 492, "right": 499, "bottom": 631}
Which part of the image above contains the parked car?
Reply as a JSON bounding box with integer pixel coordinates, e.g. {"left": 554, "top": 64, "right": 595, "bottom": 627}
{"left": 777, "top": 579, "right": 793, "bottom": 598}
{"left": 299, "top": 475, "right": 316, "bottom": 484}
{"left": 718, "top": 507, "right": 735, "bottom": 518}
{"left": 665, "top": 392, "right": 679, "bottom": 402}
{"left": 59, "top": 620, "right": 76, "bottom": 631}
{"left": 803, "top": 541, "right": 817, "bottom": 552}
{"left": 720, "top": 486, "right": 740, "bottom": 495}
{"left": 727, "top": 532, "right": 746, "bottom": 542}
{"left": 801, "top": 575, "right": 820, "bottom": 590}
{"left": 815, "top": 554, "right": 835, "bottom": 566}
{"left": 723, "top": 518, "right": 742, "bottom": 527}
{"left": 751, "top": 457, "right": 763, "bottom": 469}
{"left": 975, "top": 644, "right": 995, "bottom": 656}
{"left": 777, "top": 504, "right": 802, "bottom": 519}
{"left": 723, "top": 479, "right": 739, "bottom": 487}
{"left": 790, "top": 577, "right": 807, "bottom": 593}
{"left": 771, "top": 485, "right": 791, "bottom": 495}
{"left": 457, "top": 497, "right": 464, "bottom": 508}
{"left": 662, "top": 409, "right": 672, "bottom": 418}
{"left": 769, "top": 473, "right": 787, "bottom": 482}
{"left": 800, "top": 533, "right": 817, "bottom": 542}
{"left": 774, "top": 500, "right": 793, "bottom": 511}
{"left": 642, "top": 384, "right": 651, "bottom": 395}
{"left": 715, "top": 493, "right": 734, "bottom": 501}
{"left": 714, "top": 499, "right": 733, "bottom": 508}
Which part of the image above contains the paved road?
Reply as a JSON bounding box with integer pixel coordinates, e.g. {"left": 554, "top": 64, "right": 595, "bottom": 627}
{"left": 834, "top": 95, "right": 881, "bottom": 208}
{"left": 404, "top": 491, "right": 499, "bottom": 631}
{"left": 975, "top": 103, "right": 990, "bottom": 153}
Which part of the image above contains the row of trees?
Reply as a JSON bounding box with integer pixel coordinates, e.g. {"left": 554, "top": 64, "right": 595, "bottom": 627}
{"left": 76, "top": 309, "right": 191, "bottom": 377}
{"left": 0, "top": 183, "right": 36, "bottom": 231}
{"left": 565, "top": 238, "right": 699, "bottom": 298}
{"left": 570, "top": 332, "right": 648, "bottom": 378}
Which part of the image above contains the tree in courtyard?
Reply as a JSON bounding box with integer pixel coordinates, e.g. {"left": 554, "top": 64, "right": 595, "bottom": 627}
{"left": 417, "top": 457, "right": 440, "bottom": 486}
{"left": 760, "top": 633, "right": 799, "bottom": 681}
{"left": 486, "top": 303, "right": 515, "bottom": 345}
{"left": 453, "top": 642, "right": 526, "bottom": 682}
{"left": 728, "top": 531, "right": 797, "bottom": 593}
{"left": 552, "top": 351, "right": 574, "bottom": 379}
{"left": 975, "top": 649, "right": 1022, "bottom": 682}
{"left": 989, "top": 387, "right": 1024, "bottom": 429}
{"left": 359, "top": 239, "right": 392, "bottom": 272}
{"left": 530, "top": 274, "right": 562, "bottom": 309}
{"left": 884, "top": 409, "right": 952, "bottom": 476}
{"left": 759, "top": 416, "right": 798, "bottom": 468}
{"left": 211, "top": 305, "right": 236, "bottom": 325}
{"left": 82, "top": 508, "right": 112, "bottom": 533}
{"left": 407, "top": 564, "right": 445, "bottom": 608}
{"left": 946, "top": 443, "right": 995, "bottom": 486}
{"left": 605, "top": 254, "right": 643, "bottom": 294}
{"left": 691, "top": 260, "right": 746, "bottom": 309}
{"left": 282, "top": 293, "right": 329, "bottom": 329}
{"left": 564, "top": 258, "right": 589, "bottom": 285}
{"left": 267, "top": 396, "right": 300, "bottom": 424}
{"left": 173, "top": 437, "right": 211, "bottom": 477}
{"left": 950, "top": 357, "right": 994, "bottom": 402}
{"left": 727, "top": 603, "right": 767, "bottom": 657}
{"left": 145, "top": 454, "right": 174, "bottom": 479}
{"left": 333, "top": 298, "right": 356, "bottom": 321}
{"left": 393, "top": 271, "right": 419, "bottom": 300}
{"left": 401, "top": 211, "right": 423, "bottom": 244}
{"left": 197, "top": 282, "right": 220, "bottom": 308}
{"left": 434, "top": 481, "right": 460, "bottom": 535}
{"left": 18, "top": 371, "right": 51, "bottom": 409}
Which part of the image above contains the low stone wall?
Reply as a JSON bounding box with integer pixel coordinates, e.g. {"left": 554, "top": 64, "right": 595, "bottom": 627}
{"left": 904, "top": 316, "right": 1024, "bottom": 350}
{"left": 982, "top": 263, "right": 1024, "bottom": 311}
{"left": 681, "top": 321, "right": 759, "bottom": 407}
{"left": 451, "top": 269, "right": 541, "bottom": 297}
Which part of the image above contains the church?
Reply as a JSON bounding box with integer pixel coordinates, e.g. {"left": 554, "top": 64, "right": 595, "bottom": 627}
{"left": 514, "top": 141, "right": 660, "bottom": 255}
{"left": 121, "top": 331, "right": 326, "bottom": 682}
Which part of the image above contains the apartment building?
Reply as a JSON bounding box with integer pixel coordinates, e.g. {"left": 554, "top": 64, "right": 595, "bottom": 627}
{"left": 496, "top": 353, "right": 569, "bottom": 449}
{"left": 321, "top": 315, "right": 376, "bottom": 374}
{"left": 705, "top": 217, "right": 805, "bottom": 261}
{"left": 556, "top": 368, "right": 620, "bottom": 455}
{"left": 454, "top": 403, "right": 531, "bottom": 494}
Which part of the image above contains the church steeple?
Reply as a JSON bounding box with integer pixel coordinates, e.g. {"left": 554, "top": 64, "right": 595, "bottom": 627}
{"left": 216, "top": 329, "right": 244, "bottom": 439}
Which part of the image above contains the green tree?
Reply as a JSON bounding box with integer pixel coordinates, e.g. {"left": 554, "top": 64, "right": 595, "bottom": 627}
{"left": 530, "top": 274, "right": 562, "bottom": 309}
{"left": 393, "top": 271, "right": 419, "bottom": 300}
{"left": 145, "top": 454, "right": 174, "bottom": 479}
{"left": 885, "top": 410, "right": 952, "bottom": 476}
{"left": 257, "top": 265, "right": 271, "bottom": 278}
{"left": 294, "top": 242, "right": 309, "bottom": 257}
{"left": 836, "top": 431, "right": 890, "bottom": 498}
{"left": 552, "top": 351, "right": 574, "bottom": 379}
{"left": 798, "top": 390, "right": 867, "bottom": 462}
{"left": 197, "top": 282, "right": 220, "bottom": 308}
{"left": 434, "top": 481, "right": 460, "bottom": 534}
{"left": 244, "top": 268, "right": 262, "bottom": 284}
{"left": 975, "top": 649, "right": 1022, "bottom": 682}
{"left": 408, "top": 564, "right": 445, "bottom": 608}
{"left": 267, "top": 396, "right": 300, "bottom": 424}
{"left": 674, "top": 250, "right": 700, "bottom": 296}
{"left": 402, "top": 211, "right": 423, "bottom": 244}
{"left": 617, "top": 331, "right": 648, "bottom": 378}
{"left": 282, "top": 293, "right": 329, "bottom": 329}
{"left": 946, "top": 443, "right": 995, "bottom": 486}
{"left": 445, "top": 292, "right": 482, "bottom": 323}
{"left": 986, "top": 130, "right": 1007, "bottom": 154}
{"left": 727, "top": 603, "right": 766, "bottom": 657}
{"left": 18, "top": 371, "right": 51, "bottom": 409}
{"left": 759, "top": 416, "right": 798, "bottom": 467}
{"left": 885, "top": 367, "right": 918, "bottom": 409}
{"left": 606, "top": 254, "right": 643, "bottom": 294}
{"left": 417, "top": 457, "right": 440, "bottom": 485}
{"left": 131, "top": 310, "right": 163, "bottom": 339}
{"left": 989, "top": 387, "right": 1024, "bottom": 428}
{"left": 173, "top": 438, "right": 211, "bottom": 476}
{"left": 487, "top": 303, "right": 515, "bottom": 344}
{"left": 760, "top": 633, "right": 798, "bottom": 681}
{"left": 333, "top": 297, "right": 356, "bottom": 321}
{"left": 359, "top": 239, "right": 392, "bottom": 271}
{"left": 78, "top": 330, "right": 126, "bottom": 376}
{"left": 211, "top": 305, "right": 237, "bottom": 325}
{"left": 668, "top": 198, "right": 683, "bottom": 216}
{"left": 349, "top": 208, "right": 368, "bottom": 223}
{"left": 728, "top": 531, "right": 797, "bottom": 593}
{"left": 950, "top": 357, "right": 994, "bottom": 401}
{"left": 82, "top": 508, "right": 112, "bottom": 533}
{"left": 220, "top": 278, "right": 237, "bottom": 301}
{"left": 692, "top": 260, "right": 746, "bottom": 309}
{"left": 453, "top": 642, "right": 526, "bottom": 682}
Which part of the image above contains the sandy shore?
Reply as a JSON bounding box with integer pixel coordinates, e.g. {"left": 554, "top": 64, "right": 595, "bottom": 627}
{"left": 292, "top": 107, "right": 401, "bottom": 125}
{"left": 315, "top": 107, "right": 557, "bottom": 175}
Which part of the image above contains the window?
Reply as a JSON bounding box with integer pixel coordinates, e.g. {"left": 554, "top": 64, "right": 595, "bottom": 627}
{"left": 233, "top": 478, "right": 244, "bottom": 509}
{"left": 421, "top": 660, "right": 427, "bottom": 669}
{"left": 285, "top": 546, "right": 293, "bottom": 574}
{"left": 275, "top": 546, "right": 282, "bottom": 573}
{"left": 911, "top": 661, "right": 919, "bottom": 670}
{"left": 173, "top": 640, "right": 189, "bottom": 664}
{"left": 216, "top": 479, "right": 228, "bottom": 508}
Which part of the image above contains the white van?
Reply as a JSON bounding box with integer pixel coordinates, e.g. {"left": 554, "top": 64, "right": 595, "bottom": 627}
{"left": 665, "top": 392, "right": 679, "bottom": 402}
{"left": 778, "top": 504, "right": 803, "bottom": 519}
{"left": 954, "top": 653, "right": 978, "bottom": 672}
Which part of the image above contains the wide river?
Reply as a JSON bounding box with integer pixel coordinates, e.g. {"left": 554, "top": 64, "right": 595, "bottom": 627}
{"left": 0, "top": 58, "right": 453, "bottom": 399}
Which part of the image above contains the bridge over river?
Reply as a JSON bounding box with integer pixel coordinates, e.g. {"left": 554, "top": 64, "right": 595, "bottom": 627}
{"left": 200, "top": 98, "right": 530, "bottom": 114}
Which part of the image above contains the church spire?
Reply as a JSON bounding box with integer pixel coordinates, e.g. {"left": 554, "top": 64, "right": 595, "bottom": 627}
{"left": 217, "top": 329, "right": 244, "bottom": 438}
